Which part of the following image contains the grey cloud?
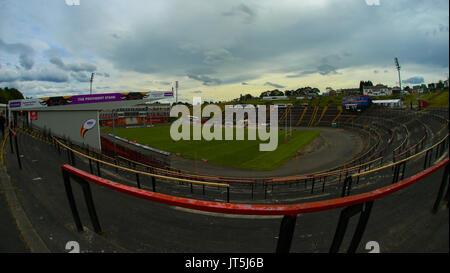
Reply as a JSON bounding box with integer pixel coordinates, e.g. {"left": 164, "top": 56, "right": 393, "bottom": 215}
{"left": 49, "top": 56, "right": 65, "bottom": 67}
{"left": 402, "top": 76, "right": 425, "bottom": 84}
{"left": 6, "top": 0, "right": 447, "bottom": 90}
{"left": 95, "top": 72, "right": 111, "bottom": 78}
{"left": 264, "top": 82, "right": 285, "bottom": 89}
{"left": 187, "top": 74, "right": 222, "bottom": 86}
{"left": 43, "top": 47, "right": 66, "bottom": 59}
{"left": 21, "top": 69, "right": 69, "bottom": 83}
{"left": 203, "top": 48, "right": 234, "bottom": 65}
{"left": 0, "top": 68, "right": 69, "bottom": 83}
{"left": 0, "top": 70, "right": 19, "bottom": 82}
{"left": 49, "top": 56, "right": 97, "bottom": 72}
{"left": 321, "top": 55, "right": 341, "bottom": 64}
{"left": 103, "top": 0, "right": 447, "bottom": 82}
{"left": 19, "top": 53, "right": 35, "bottom": 70}
{"left": 71, "top": 71, "right": 91, "bottom": 82}
{"left": 191, "top": 90, "right": 203, "bottom": 94}
{"left": 222, "top": 4, "right": 255, "bottom": 24}
{"left": 286, "top": 70, "right": 317, "bottom": 78}
{"left": 65, "top": 62, "right": 97, "bottom": 73}
{"left": 0, "top": 39, "right": 35, "bottom": 70}
{"left": 286, "top": 63, "right": 338, "bottom": 78}
{"left": 317, "top": 64, "right": 339, "bottom": 75}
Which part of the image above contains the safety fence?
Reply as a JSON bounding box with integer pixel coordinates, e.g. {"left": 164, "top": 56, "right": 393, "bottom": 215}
{"left": 100, "top": 136, "right": 170, "bottom": 168}
{"left": 60, "top": 156, "right": 449, "bottom": 253}
{"left": 6, "top": 127, "right": 22, "bottom": 170}
{"left": 14, "top": 122, "right": 449, "bottom": 205}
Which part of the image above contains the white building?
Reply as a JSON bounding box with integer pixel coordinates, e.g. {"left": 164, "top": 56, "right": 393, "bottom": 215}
{"left": 363, "top": 84, "right": 392, "bottom": 96}
{"left": 373, "top": 99, "right": 405, "bottom": 108}
{"left": 262, "top": 96, "right": 288, "bottom": 100}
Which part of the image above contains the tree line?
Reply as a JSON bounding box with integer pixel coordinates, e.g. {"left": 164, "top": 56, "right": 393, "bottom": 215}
{"left": 0, "top": 87, "right": 25, "bottom": 104}
{"left": 238, "top": 86, "right": 321, "bottom": 101}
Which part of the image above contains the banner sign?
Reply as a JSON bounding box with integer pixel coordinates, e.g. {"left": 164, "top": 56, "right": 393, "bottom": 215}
{"left": 9, "top": 91, "right": 173, "bottom": 110}
{"left": 8, "top": 99, "right": 43, "bottom": 109}
{"left": 39, "top": 92, "right": 150, "bottom": 107}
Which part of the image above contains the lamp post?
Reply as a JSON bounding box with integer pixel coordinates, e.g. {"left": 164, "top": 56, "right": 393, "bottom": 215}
{"left": 175, "top": 80, "right": 179, "bottom": 103}
{"left": 112, "top": 109, "right": 116, "bottom": 156}
{"left": 395, "top": 57, "right": 401, "bottom": 91}
{"left": 90, "top": 73, "right": 95, "bottom": 95}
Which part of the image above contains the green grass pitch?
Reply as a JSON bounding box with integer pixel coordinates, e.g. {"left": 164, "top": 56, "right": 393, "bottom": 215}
{"left": 104, "top": 125, "right": 321, "bottom": 171}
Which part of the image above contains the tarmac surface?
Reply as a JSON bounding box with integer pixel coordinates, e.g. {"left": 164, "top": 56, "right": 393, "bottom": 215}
{"left": 0, "top": 127, "right": 448, "bottom": 253}
{"left": 0, "top": 168, "right": 29, "bottom": 253}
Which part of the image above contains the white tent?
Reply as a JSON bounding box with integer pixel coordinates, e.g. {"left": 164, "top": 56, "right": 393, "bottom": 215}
{"left": 372, "top": 99, "right": 405, "bottom": 108}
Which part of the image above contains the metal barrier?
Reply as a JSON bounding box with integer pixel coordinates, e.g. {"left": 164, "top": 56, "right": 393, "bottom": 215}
{"left": 60, "top": 156, "right": 449, "bottom": 253}
{"left": 53, "top": 135, "right": 231, "bottom": 202}
{"left": 15, "top": 124, "right": 450, "bottom": 203}
{"left": 8, "top": 128, "right": 22, "bottom": 170}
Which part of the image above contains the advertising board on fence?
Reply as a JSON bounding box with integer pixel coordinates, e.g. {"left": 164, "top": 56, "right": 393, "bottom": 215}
{"left": 9, "top": 91, "right": 174, "bottom": 110}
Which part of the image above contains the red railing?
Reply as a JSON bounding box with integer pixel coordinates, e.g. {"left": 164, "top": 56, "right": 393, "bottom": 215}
{"left": 61, "top": 156, "right": 449, "bottom": 253}
{"left": 61, "top": 157, "right": 448, "bottom": 216}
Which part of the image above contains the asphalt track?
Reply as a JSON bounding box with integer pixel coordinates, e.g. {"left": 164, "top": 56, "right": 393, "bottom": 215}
{"left": 0, "top": 112, "right": 448, "bottom": 252}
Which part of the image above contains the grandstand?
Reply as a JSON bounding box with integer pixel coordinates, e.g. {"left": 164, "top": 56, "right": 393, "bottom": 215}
{"left": 1, "top": 100, "right": 448, "bottom": 253}
{"left": 99, "top": 104, "right": 170, "bottom": 127}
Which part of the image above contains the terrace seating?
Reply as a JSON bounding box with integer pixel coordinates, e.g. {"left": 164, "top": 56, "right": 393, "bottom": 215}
{"left": 13, "top": 106, "right": 448, "bottom": 205}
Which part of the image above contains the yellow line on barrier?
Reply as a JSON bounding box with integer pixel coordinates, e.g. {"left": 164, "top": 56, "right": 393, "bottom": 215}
{"left": 314, "top": 106, "right": 328, "bottom": 126}
{"left": 308, "top": 106, "right": 319, "bottom": 127}
{"left": 353, "top": 134, "right": 449, "bottom": 178}
{"left": 332, "top": 106, "right": 343, "bottom": 123}
{"left": 1, "top": 134, "right": 9, "bottom": 166}
{"left": 279, "top": 106, "right": 290, "bottom": 123}
{"left": 53, "top": 137, "right": 229, "bottom": 188}
{"left": 296, "top": 106, "right": 308, "bottom": 126}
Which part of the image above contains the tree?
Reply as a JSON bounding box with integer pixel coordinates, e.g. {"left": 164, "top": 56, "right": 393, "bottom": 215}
{"left": 240, "top": 94, "right": 254, "bottom": 101}
{"left": 359, "top": 81, "right": 373, "bottom": 93}
{"left": 0, "top": 87, "right": 25, "bottom": 104}
{"left": 269, "top": 89, "right": 284, "bottom": 96}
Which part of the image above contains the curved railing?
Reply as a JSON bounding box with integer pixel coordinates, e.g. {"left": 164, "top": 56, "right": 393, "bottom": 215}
{"left": 16, "top": 119, "right": 449, "bottom": 203}
{"left": 60, "top": 156, "right": 449, "bottom": 253}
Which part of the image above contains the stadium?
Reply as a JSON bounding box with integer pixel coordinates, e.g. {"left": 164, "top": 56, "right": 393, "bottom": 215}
{"left": 1, "top": 90, "right": 448, "bottom": 255}
{"left": 0, "top": 2, "right": 448, "bottom": 266}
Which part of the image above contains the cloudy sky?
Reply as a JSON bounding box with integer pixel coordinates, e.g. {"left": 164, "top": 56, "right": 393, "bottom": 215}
{"left": 0, "top": 0, "right": 448, "bottom": 102}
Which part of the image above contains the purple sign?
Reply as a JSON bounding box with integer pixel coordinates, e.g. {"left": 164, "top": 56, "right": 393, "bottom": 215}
{"left": 164, "top": 92, "right": 174, "bottom": 97}
{"left": 39, "top": 92, "right": 150, "bottom": 107}
{"left": 9, "top": 101, "right": 21, "bottom": 108}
